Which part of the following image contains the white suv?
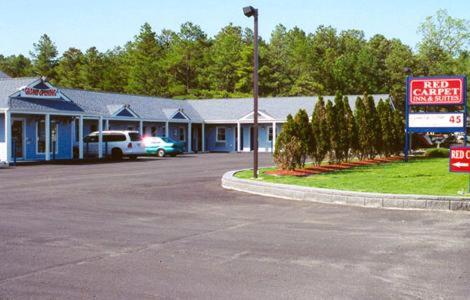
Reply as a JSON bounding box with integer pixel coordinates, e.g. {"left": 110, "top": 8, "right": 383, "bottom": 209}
{"left": 77, "top": 131, "right": 146, "bottom": 160}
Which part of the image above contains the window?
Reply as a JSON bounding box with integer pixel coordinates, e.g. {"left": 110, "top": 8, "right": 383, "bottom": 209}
{"left": 267, "top": 126, "right": 273, "bottom": 142}
{"left": 84, "top": 135, "right": 98, "bottom": 143}
{"left": 103, "top": 133, "right": 126, "bottom": 142}
{"left": 216, "top": 127, "right": 226, "bottom": 142}
{"left": 174, "top": 127, "right": 185, "bottom": 141}
{"left": 151, "top": 126, "right": 157, "bottom": 137}
{"left": 129, "top": 132, "right": 142, "bottom": 141}
{"left": 37, "top": 120, "right": 58, "bottom": 154}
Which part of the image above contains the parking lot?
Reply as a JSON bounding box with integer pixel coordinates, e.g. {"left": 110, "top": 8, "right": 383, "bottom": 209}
{"left": 0, "top": 153, "right": 469, "bottom": 299}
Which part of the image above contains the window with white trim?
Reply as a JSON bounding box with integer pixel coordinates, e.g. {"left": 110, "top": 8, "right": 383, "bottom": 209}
{"left": 37, "top": 120, "right": 59, "bottom": 154}
{"left": 267, "top": 126, "right": 273, "bottom": 142}
{"left": 216, "top": 127, "right": 226, "bottom": 142}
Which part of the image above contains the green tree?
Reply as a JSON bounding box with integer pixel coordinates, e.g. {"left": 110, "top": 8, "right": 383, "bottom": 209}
{"left": 391, "top": 109, "right": 405, "bottom": 155}
{"left": 30, "top": 34, "right": 58, "bottom": 80}
{"left": 274, "top": 114, "right": 302, "bottom": 170}
{"left": 293, "top": 109, "right": 312, "bottom": 167}
{"left": 377, "top": 99, "right": 394, "bottom": 157}
{"left": 310, "top": 96, "right": 330, "bottom": 165}
{"left": 206, "top": 24, "right": 247, "bottom": 94}
{"left": 55, "top": 48, "right": 84, "bottom": 88}
{"left": 80, "top": 47, "right": 105, "bottom": 91}
{"left": 343, "top": 96, "right": 358, "bottom": 161}
{"left": 126, "top": 23, "right": 166, "bottom": 96}
{"left": 164, "top": 22, "right": 209, "bottom": 96}
{"left": 325, "top": 100, "right": 338, "bottom": 162}
{"left": 0, "top": 54, "right": 33, "bottom": 77}
{"left": 354, "top": 96, "right": 368, "bottom": 160}
{"left": 364, "top": 94, "right": 382, "bottom": 158}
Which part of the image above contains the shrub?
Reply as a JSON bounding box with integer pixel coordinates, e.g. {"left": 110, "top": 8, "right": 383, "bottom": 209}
{"left": 273, "top": 136, "right": 303, "bottom": 170}
{"left": 424, "top": 148, "right": 449, "bottom": 158}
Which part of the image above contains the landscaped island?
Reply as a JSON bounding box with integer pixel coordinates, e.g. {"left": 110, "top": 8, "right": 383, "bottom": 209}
{"left": 236, "top": 158, "right": 469, "bottom": 196}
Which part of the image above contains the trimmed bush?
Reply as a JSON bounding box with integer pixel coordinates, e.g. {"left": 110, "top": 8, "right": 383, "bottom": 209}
{"left": 425, "top": 148, "right": 449, "bottom": 158}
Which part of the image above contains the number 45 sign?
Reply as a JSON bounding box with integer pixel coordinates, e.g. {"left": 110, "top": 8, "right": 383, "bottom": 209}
{"left": 408, "top": 112, "right": 464, "bottom": 132}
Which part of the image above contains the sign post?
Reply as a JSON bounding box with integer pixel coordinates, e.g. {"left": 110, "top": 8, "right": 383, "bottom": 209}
{"left": 404, "top": 75, "right": 467, "bottom": 162}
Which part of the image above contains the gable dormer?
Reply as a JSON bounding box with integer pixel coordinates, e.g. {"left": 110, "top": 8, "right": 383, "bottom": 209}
{"left": 108, "top": 104, "right": 139, "bottom": 118}
{"left": 11, "top": 77, "right": 71, "bottom": 101}
{"left": 239, "top": 110, "right": 274, "bottom": 121}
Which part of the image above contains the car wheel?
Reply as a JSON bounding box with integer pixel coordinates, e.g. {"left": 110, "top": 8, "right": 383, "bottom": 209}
{"left": 157, "top": 149, "right": 166, "bottom": 157}
{"left": 111, "top": 148, "right": 123, "bottom": 160}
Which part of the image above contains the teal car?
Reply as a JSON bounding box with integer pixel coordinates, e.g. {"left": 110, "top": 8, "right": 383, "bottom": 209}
{"left": 143, "top": 136, "right": 185, "bottom": 157}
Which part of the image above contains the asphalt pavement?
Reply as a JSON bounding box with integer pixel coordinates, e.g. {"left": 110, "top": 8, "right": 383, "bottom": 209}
{"left": 0, "top": 153, "right": 469, "bottom": 299}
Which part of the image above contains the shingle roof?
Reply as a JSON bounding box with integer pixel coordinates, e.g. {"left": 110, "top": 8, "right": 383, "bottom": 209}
{"left": 0, "top": 70, "right": 11, "bottom": 79}
{"left": 61, "top": 89, "right": 204, "bottom": 121}
{"left": 187, "top": 95, "right": 390, "bottom": 122}
{"left": 1, "top": 77, "right": 390, "bottom": 122}
{"left": 0, "top": 77, "right": 38, "bottom": 108}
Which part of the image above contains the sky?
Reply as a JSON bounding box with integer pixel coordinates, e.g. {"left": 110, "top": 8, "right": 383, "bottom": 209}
{"left": 1, "top": 0, "right": 468, "bottom": 56}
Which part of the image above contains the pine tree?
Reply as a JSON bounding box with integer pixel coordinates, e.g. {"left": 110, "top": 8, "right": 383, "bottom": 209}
{"left": 354, "top": 96, "right": 368, "bottom": 160}
{"left": 293, "top": 109, "right": 312, "bottom": 167}
{"left": 364, "top": 94, "right": 382, "bottom": 158}
{"left": 126, "top": 23, "right": 166, "bottom": 96}
{"left": 80, "top": 47, "right": 105, "bottom": 91}
{"left": 333, "top": 92, "right": 348, "bottom": 162}
{"left": 325, "top": 100, "right": 337, "bottom": 163}
{"left": 391, "top": 109, "right": 405, "bottom": 155}
{"left": 311, "top": 96, "right": 330, "bottom": 165}
{"left": 274, "top": 114, "right": 303, "bottom": 170}
{"left": 30, "top": 34, "right": 58, "bottom": 80}
{"left": 55, "top": 48, "right": 84, "bottom": 88}
{"left": 343, "top": 96, "right": 358, "bottom": 161}
{"left": 377, "top": 99, "right": 395, "bottom": 157}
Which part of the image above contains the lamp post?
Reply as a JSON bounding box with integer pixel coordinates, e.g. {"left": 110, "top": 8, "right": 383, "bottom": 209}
{"left": 243, "top": 6, "right": 259, "bottom": 178}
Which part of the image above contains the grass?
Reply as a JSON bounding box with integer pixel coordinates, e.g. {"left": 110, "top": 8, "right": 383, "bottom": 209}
{"left": 235, "top": 158, "right": 470, "bottom": 196}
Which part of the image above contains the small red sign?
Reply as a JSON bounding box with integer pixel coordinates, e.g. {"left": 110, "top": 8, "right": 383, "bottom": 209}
{"left": 449, "top": 146, "right": 470, "bottom": 173}
{"left": 409, "top": 77, "right": 464, "bottom": 105}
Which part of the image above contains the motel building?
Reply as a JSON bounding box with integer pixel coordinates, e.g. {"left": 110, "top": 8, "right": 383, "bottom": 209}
{"left": 0, "top": 75, "right": 388, "bottom": 163}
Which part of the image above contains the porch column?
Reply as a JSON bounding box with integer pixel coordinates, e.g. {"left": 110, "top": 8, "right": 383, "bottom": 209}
{"left": 202, "top": 123, "right": 205, "bottom": 152}
{"left": 272, "top": 121, "right": 276, "bottom": 152}
{"left": 165, "top": 121, "right": 169, "bottom": 137}
{"left": 237, "top": 122, "right": 241, "bottom": 152}
{"left": 139, "top": 120, "right": 143, "bottom": 135}
{"left": 5, "top": 111, "right": 11, "bottom": 162}
{"left": 187, "top": 122, "right": 192, "bottom": 153}
{"left": 105, "top": 119, "right": 109, "bottom": 130}
{"left": 45, "top": 114, "right": 51, "bottom": 161}
{"left": 98, "top": 116, "right": 103, "bottom": 159}
{"left": 79, "top": 116, "right": 84, "bottom": 159}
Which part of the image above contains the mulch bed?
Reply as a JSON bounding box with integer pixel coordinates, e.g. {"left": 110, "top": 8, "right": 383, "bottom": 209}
{"left": 265, "top": 156, "right": 403, "bottom": 177}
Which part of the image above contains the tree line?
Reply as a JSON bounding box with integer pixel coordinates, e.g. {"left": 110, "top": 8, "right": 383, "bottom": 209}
{"left": 274, "top": 93, "right": 404, "bottom": 170}
{"left": 0, "top": 9, "right": 468, "bottom": 110}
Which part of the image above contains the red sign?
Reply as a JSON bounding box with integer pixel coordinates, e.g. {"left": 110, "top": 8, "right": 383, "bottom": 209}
{"left": 409, "top": 77, "right": 464, "bottom": 105}
{"left": 24, "top": 87, "right": 57, "bottom": 97}
{"left": 449, "top": 146, "right": 470, "bottom": 173}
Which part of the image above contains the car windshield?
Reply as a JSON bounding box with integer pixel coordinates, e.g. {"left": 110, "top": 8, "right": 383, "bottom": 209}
{"left": 129, "top": 132, "right": 141, "bottom": 141}
{"left": 161, "top": 137, "right": 175, "bottom": 143}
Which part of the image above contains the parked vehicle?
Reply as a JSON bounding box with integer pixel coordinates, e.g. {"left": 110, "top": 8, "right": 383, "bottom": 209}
{"left": 75, "top": 131, "right": 145, "bottom": 160}
{"left": 143, "top": 136, "right": 185, "bottom": 157}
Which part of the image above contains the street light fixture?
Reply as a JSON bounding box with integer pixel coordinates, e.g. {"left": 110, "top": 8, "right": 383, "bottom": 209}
{"left": 243, "top": 6, "right": 259, "bottom": 178}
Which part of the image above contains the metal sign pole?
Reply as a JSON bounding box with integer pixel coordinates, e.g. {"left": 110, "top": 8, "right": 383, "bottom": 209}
{"left": 404, "top": 76, "right": 410, "bottom": 162}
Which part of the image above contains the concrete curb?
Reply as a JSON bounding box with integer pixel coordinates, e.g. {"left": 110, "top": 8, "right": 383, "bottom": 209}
{"left": 221, "top": 170, "right": 470, "bottom": 211}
